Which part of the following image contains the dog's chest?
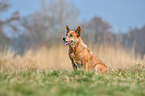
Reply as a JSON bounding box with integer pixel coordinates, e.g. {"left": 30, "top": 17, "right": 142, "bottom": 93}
{"left": 70, "top": 52, "right": 83, "bottom": 66}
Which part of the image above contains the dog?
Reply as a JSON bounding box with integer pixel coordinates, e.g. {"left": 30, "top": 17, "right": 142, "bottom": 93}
{"left": 63, "top": 26, "right": 108, "bottom": 73}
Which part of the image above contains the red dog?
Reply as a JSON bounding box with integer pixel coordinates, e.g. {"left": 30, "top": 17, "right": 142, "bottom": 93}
{"left": 63, "top": 26, "right": 108, "bottom": 73}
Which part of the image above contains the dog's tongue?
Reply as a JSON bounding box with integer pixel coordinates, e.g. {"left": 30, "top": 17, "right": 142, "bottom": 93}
{"left": 64, "top": 42, "right": 70, "bottom": 45}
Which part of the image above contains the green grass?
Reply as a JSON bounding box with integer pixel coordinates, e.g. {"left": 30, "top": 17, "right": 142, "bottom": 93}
{"left": 0, "top": 66, "right": 145, "bottom": 96}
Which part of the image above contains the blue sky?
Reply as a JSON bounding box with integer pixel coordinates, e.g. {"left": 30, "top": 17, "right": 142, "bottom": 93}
{"left": 3, "top": 0, "right": 145, "bottom": 32}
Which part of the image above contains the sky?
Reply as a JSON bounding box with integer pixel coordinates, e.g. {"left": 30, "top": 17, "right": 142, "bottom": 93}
{"left": 3, "top": 0, "right": 145, "bottom": 33}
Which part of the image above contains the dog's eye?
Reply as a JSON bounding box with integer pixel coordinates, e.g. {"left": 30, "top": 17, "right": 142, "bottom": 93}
{"left": 70, "top": 34, "right": 73, "bottom": 37}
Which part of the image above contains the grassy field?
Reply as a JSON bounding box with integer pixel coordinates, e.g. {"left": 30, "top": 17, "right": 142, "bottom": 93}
{"left": 0, "top": 66, "right": 145, "bottom": 96}
{"left": 0, "top": 45, "right": 145, "bottom": 96}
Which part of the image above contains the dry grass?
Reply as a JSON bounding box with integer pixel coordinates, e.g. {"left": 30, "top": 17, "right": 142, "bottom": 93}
{"left": 0, "top": 44, "right": 144, "bottom": 72}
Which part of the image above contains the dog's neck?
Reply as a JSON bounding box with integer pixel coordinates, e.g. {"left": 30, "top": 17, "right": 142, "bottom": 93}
{"left": 69, "top": 38, "right": 86, "bottom": 54}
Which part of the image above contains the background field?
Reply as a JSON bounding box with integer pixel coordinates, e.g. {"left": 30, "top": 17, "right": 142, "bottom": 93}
{"left": 0, "top": 44, "right": 144, "bottom": 72}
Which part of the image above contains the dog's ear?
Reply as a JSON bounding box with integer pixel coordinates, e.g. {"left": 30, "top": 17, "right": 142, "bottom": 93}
{"left": 75, "top": 26, "right": 81, "bottom": 37}
{"left": 66, "top": 25, "right": 71, "bottom": 33}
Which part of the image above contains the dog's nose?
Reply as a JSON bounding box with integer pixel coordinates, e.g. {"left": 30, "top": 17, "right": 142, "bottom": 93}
{"left": 63, "top": 37, "right": 65, "bottom": 41}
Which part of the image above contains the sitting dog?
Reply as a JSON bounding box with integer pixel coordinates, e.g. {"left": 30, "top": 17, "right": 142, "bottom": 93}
{"left": 63, "top": 26, "right": 108, "bottom": 73}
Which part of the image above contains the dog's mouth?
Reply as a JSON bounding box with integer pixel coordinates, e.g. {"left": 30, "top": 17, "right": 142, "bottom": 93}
{"left": 64, "top": 41, "right": 73, "bottom": 45}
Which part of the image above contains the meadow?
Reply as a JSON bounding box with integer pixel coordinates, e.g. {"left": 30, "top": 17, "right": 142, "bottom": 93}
{"left": 0, "top": 68, "right": 145, "bottom": 96}
{"left": 0, "top": 44, "right": 145, "bottom": 96}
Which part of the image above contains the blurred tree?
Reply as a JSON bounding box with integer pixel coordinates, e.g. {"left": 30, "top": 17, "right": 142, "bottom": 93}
{"left": 22, "top": 0, "right": 79, "bottom": 46}
{"left": 0, "top": 0, "right": 10, "bottom": 48}
{"left": 0, "top": 0, "right": 10, "bottom": 13}
{"left": 123, "top": 25, "right": 145, "bottom": 57}
{"left": 81, "top": 16, "right": 113, "bottom": 44}
{"left": 0, "top": 0, "right": 20, "bottom": 50}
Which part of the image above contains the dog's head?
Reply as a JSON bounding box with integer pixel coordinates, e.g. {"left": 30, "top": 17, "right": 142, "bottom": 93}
{"left": 63, "top": 26, "right": 81, "bottom": 46}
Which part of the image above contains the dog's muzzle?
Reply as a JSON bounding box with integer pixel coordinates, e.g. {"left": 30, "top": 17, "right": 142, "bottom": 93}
{"left": 63, "top": 37, "right": 73, "bottom": 45}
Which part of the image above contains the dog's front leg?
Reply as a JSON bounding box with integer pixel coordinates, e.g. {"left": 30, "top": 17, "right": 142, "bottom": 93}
{"left": 72, "top": 63, "right": 77, "bottom": 71}
{"left": 70, "top": 58, "right": 77, "bottom": 71}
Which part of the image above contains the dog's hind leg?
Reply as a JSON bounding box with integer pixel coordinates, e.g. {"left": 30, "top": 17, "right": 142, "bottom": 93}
{"left": 94, "top": 64, "right": 108, "bottom": 73}
{"left": 82, "top": 60, "right": 88, "bottom": 71}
